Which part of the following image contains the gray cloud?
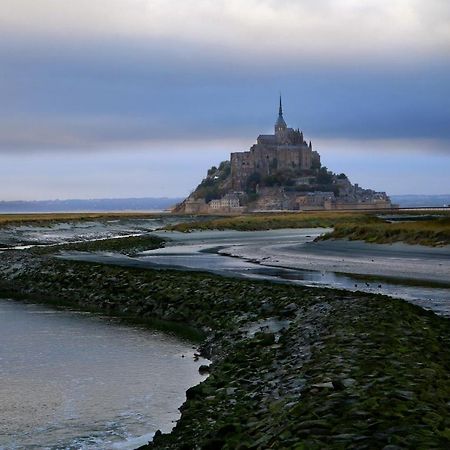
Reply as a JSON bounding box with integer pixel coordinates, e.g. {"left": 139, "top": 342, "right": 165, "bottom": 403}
{"left": 1, "top": 0, "right": 448, "bottom": 155}
{"left": 3, "top": 1, "right": 449, "bottom": 64}
{"left": 0, "top": 45, "right": 449, "bottom": 153}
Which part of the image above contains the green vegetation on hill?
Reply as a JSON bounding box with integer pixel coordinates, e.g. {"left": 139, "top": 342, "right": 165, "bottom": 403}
{"left": 246, "top": 165, "right": 339, "bottom": 193}
{"left": 193, "top": 161, "right": 231, "bottom": 202}
{"left": 189, "top": 156, "right": 343, "bottom": 205}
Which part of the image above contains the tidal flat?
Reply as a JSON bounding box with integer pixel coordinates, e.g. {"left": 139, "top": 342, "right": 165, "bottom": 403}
{"left": 60, "top": 227, "right": 450, "bottom": 316}
{"left": 0, "top": 213, "right": 449, "bottom": 449}
{"left": 1, "top": 245, "right": 450, "bottom": 449}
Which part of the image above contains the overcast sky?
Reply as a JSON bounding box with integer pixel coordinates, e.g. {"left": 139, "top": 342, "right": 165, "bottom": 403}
{"left": 1, "top": 0, "right": 449, "bottom": 200}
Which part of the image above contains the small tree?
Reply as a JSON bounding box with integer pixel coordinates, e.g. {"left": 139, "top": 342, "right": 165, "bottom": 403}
{"left": 311, "top": 158, "right": 321, "bottom": 170}
{"left": 317, "top": 167, "right": 333, "bottom": 184}
{"left": 207, "top": 166, "right": 218, "bottom": 176}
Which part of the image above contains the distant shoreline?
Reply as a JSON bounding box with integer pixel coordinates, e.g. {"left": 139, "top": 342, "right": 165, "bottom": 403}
{"left": 0, "top": 209, "right": 170, "bottom": 215}
{"left": 0, "top": 197, "right": 183, "bottom": 214}
{"left": 0, "top": 194, "right": 448, "bottom": 213}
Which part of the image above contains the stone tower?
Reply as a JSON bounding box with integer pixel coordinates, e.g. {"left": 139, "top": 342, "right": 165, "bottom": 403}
{"left": 274, "top": 96, "right": 287, "bottom": 136}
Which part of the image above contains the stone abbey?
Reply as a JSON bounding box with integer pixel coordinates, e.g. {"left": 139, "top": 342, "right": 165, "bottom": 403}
{"left": 231, "top": 97, "right": 321, "bottom": 191}
{"left": 175, "top": 98, "right": 393, "bottom": 213}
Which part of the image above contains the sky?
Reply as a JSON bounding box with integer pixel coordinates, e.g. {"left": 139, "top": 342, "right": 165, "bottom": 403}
{"left": 1, "top": 0, "right": 449, "bottom": 200}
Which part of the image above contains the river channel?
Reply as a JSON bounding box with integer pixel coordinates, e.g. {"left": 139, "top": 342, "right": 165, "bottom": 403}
{"left": 60, "top": 227, "right": 450, "bottom": 317}
{"left": 0, "top": 299, "right": 207, "bottom": 450}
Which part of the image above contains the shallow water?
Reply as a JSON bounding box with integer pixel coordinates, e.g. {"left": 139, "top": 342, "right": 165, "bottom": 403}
{"left": 61, "top": 228, "right": 450, "bottom": 317}
{"left": 0, "top": 216, "right": 193, "bottom": 249}
{"left": 0, "top": 299, "right": 207, "bottom": 450}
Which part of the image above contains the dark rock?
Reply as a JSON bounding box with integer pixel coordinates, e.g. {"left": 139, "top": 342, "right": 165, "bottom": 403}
{"left": 311, "top": 382, "right": 334, "bottom": 389}
{"left": 331, "top": 378, "right": 346, "bottom": 390}
{"left": 202, "top": 438, "right": 226, "bottom": 450}
{"left": 254, "top": 331, "right": 275, "bottom": 345}
{"left": 332, "top": 377, "right": 356, "bottom": 390}
{"left": 185, "top": 385, "right": 204, "bottom": 400}
{"left": 199, "top": 364, "right": 211, "bottom": 375}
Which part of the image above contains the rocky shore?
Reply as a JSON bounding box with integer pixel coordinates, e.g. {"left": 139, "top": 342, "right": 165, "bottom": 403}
{"left": 1, "top": 248, "right": 450, "bottom": 449}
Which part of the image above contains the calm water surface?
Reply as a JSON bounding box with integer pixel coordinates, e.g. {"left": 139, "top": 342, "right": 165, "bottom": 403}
{"left": 0, "top": 299, "right": 207, "bottom": 450}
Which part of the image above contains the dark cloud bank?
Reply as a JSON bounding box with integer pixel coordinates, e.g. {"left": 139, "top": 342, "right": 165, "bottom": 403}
{"left": 1, "top": 38, "right": 449, "bottom": 153}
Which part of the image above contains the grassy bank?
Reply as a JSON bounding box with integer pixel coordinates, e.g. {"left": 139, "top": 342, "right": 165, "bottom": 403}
{"left": 166, "top": 212, "right": 380, "bottom": 232}
{"left": 321, "top": 216, "right": 450, "bottom": 246}
{"left": 33, "top": 233, "right": 166, "bottom": 256}
{"left": 3, "top": 210, "right": 449, "bottom": 246}
{"left": 1, "top": 250, "right": 450, "bottom": 449}
{"left": 166, "top": 211, "right": 450, "bottom": 246}
{"left": 0, "top": 212, "right": 161, "bottom": 227}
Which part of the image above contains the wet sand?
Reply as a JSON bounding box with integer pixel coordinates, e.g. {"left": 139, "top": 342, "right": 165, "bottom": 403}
{"left": 147, "top": 229, "right": 450, "bottom": 285}
{"left": 57, "top": 228, "right": 450, "bottom": 315}
{"left": 222, "top": 237, "right": 450, "bottom": 285}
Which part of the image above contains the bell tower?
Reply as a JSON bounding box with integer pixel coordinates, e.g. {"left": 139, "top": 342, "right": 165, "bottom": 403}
{"left": 274, "top": 95, "right": 287, "bottom": 136}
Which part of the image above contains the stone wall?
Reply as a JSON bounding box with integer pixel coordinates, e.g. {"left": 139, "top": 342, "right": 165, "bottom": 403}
{"left": 183, "top": 197, "right": 209, "bottom": 214}
{"left": 330, "top": 200, "right": 393, "bottom": 210}
{"left": 231, "top": 143, "right": 314, "bottom": 191}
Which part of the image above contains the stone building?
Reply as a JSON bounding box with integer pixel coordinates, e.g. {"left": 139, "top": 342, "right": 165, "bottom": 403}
{"left": 209, "top": 193, "right": 243, "bottom": 212}
{"left": 230, "top": 97, "right": 320, "bottom": 190}
{"left": 296, "top": 191, "right": 336, "bottom": 209}
{"left": 180, "top": 196, "right": 209, "bottom": 214}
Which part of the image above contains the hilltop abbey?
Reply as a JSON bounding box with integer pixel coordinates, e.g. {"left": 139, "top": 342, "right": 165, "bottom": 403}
{"left": 175, "top": 98, "right": 393, "bottom": 213}
{"left": 231, "top": 98, "right": 321, "bottom": 191}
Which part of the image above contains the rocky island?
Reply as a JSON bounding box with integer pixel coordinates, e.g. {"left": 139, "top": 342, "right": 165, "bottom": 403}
{"left": 175, "top": 98, "right": 394, "bottom": 214}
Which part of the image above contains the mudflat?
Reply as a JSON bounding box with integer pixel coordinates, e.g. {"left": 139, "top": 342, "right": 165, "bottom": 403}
{"left": 225, "top": 237, "right": 450, "bottom": 284}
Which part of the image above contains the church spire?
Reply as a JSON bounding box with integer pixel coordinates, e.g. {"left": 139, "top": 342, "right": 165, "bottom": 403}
{"left": 275, "top": 94, "right": 287, "bottom": 134}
